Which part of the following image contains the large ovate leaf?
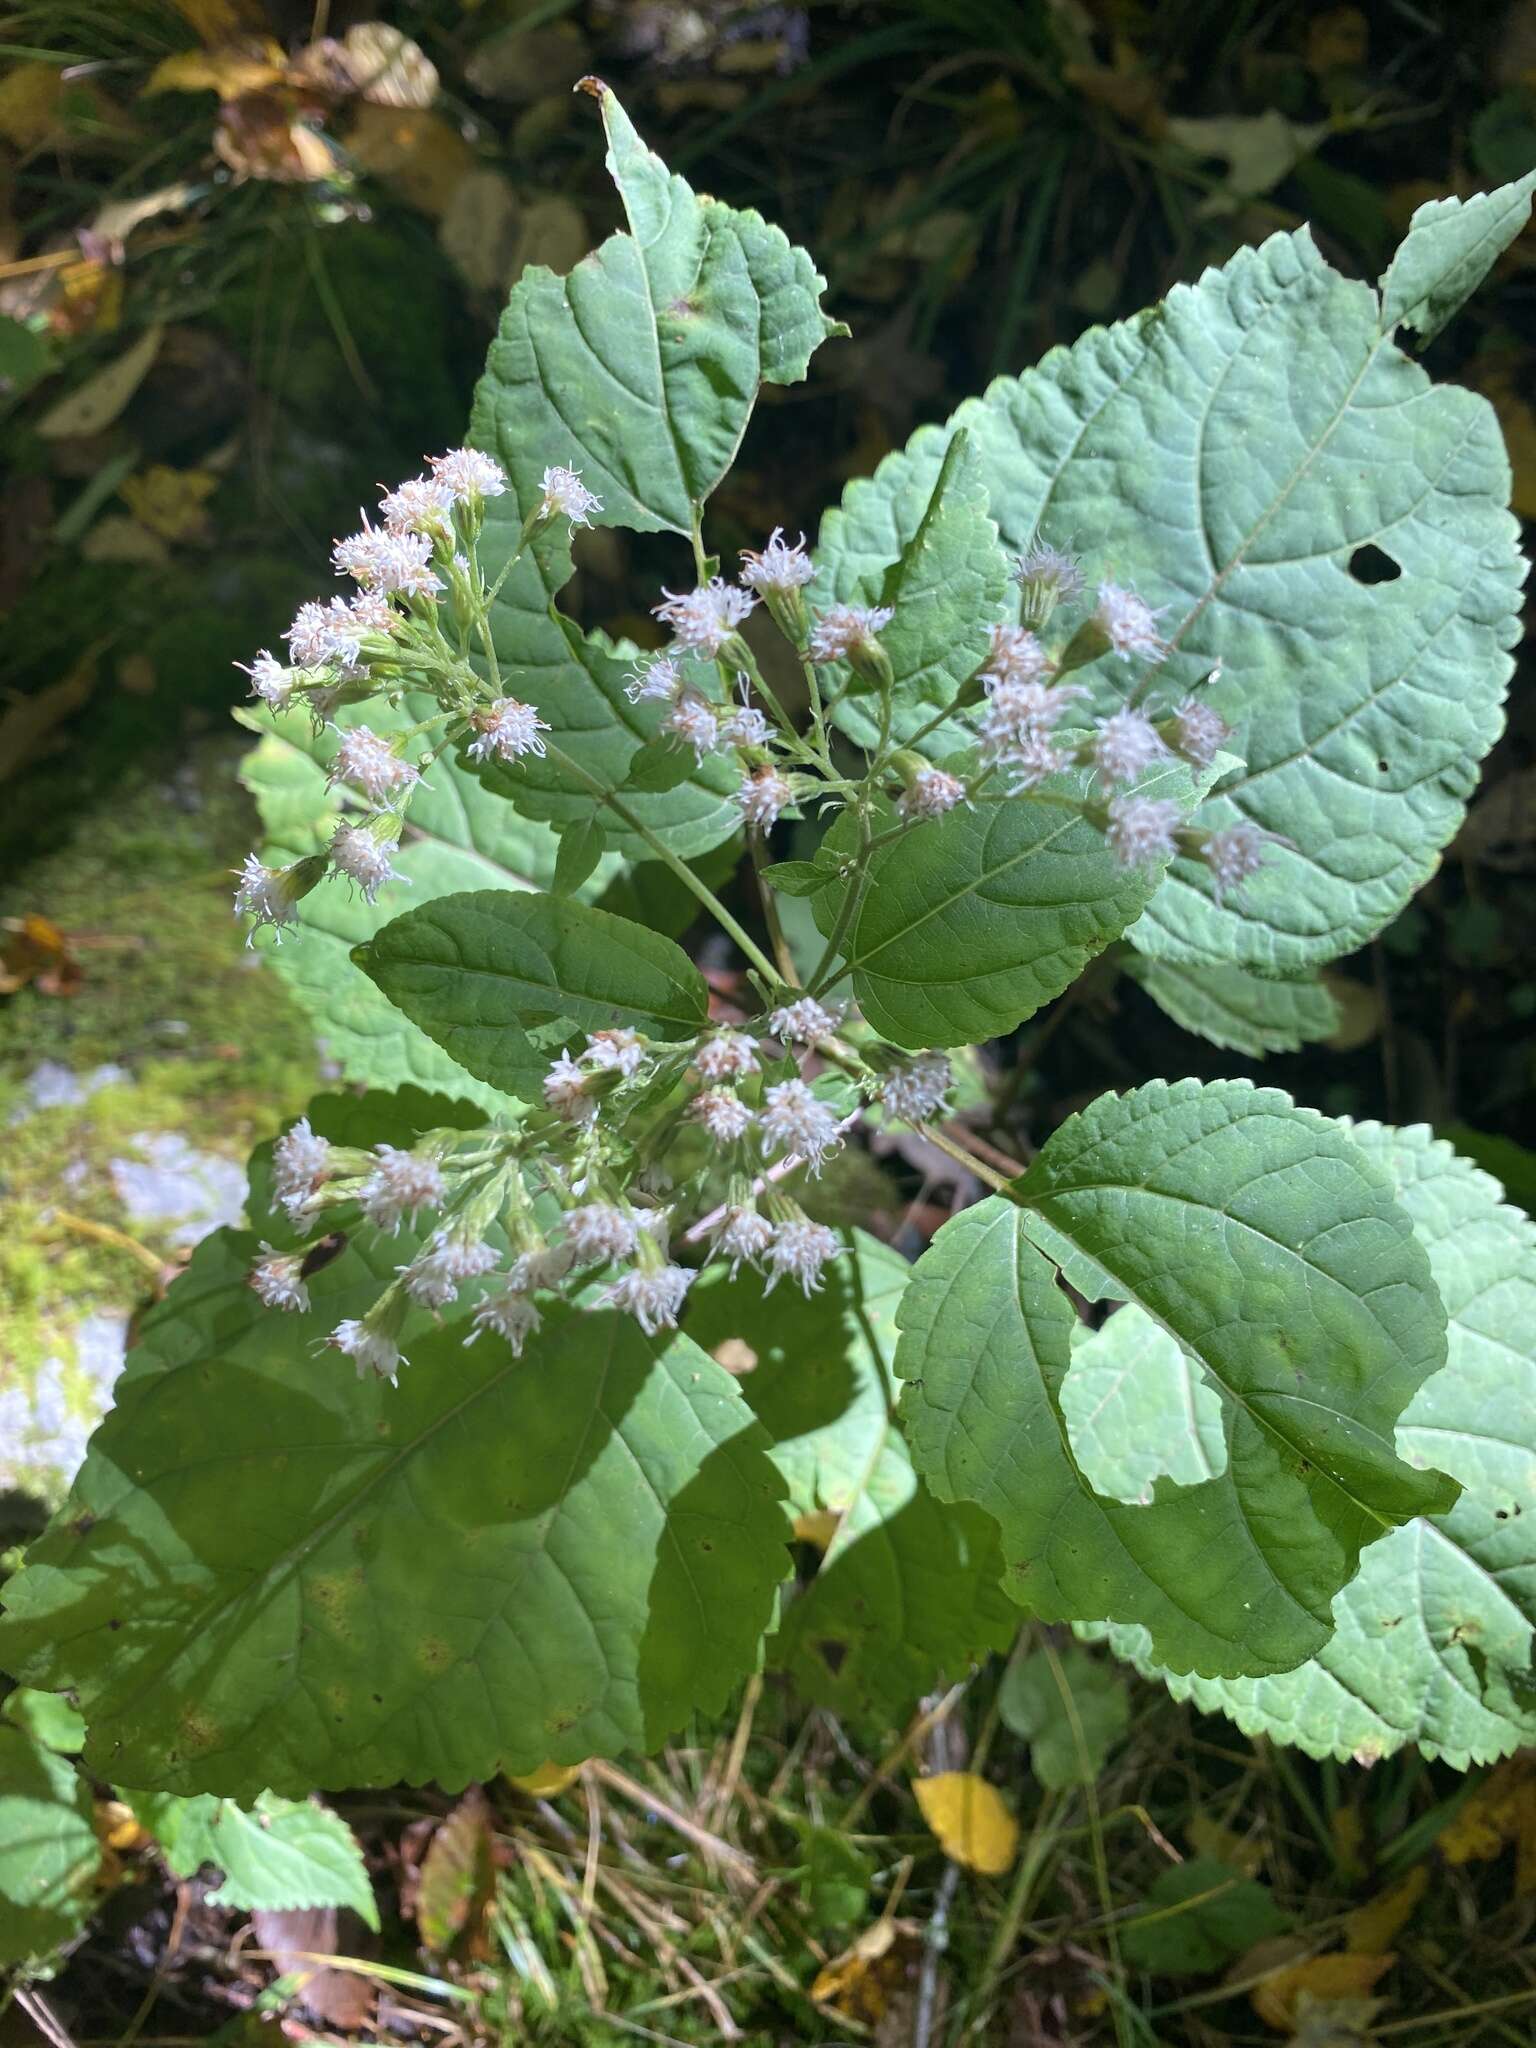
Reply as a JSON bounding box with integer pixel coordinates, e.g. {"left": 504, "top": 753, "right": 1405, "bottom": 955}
{"left": 136, "top": 1790, "right": 378, "bottom": 1928}
{"left": 894, "top": 1081, "right": 1456, "bottom": 1677}
{"left": 688, "top": 1231, "right": 1012, "bottom": 1730}
{"left": 476, "top": 83, "right": 841, "bottom": 536}
{"left": 1381, "top": 171, "right": 1536, "bottom": 345}
{"left": 357, "top": 887, "right": 710, "bottom": 1099}
{"left": 811, "top": 763, "right": 1200, "bottom": 1049}
{"left": 819, "top": 428, "right": 1012, "bottom": 753}
{"left": 239, "top": 697, "right": 583, "bottom": 1111}
{"left": 1127, "top": 955, "right": 1341, "bottom": 1058}
{"left": 0, "top": 1725, "right": 100, "bottom": 1963}
{"left": 1093, "top": 1123, "right": 1536, "bottom": 1768}
{"left": 817, "top": 212, "right": 1527, "bottom": 974}
{"left": 0, "top": 1230, "right": 788, "bottom": 1798}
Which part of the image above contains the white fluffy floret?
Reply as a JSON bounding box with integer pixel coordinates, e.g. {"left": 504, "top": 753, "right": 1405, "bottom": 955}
{"left": 695, "top": 1031, "right": 759, "bottom": 1080}
{"left": 250, "top": 1244, "right": 310, "bottom": 1313}
{"left": 663, "top": 690, "right": 722, "bottom": 760}
{"left": 1093, "top": 707, "right": 1170, "bottom": 789}
{"left": 721, "top": 703, "right": 771, "bottom": 749}
{"left": 1095, "top": 581, "right": 1164, "bottom": 661}
{"left": 739, "top": 528, "right": 815, "bottom": 592}
{"left": 329, "top": 824, "right": 405, "bottom": 904}
{"left": 999, "top": 734, "right": 1067, "bottom": 792}
{"left": 379, "top": 474, "right": 456, "bottom": 532}
{"left": 284, "top": 598, "right": 364, "bottom": 673}
{"left": 242, "top": 650, "right": 292, "bottom": 709}
{"left": 232, "top": 855, "right": 301, "bottom": 942}
{"left": 768, "top": 996, "right": 843, "bottom": 1045}
{"left": 759, "top": 1078, "right": 844, "bottom": 1174}
{"left": 467, "top": 696, "right": 550, "bottom": 765}
{"left": 764, "top": 1219, "right": 841, "bottom": 1297}
{"left": 334, "top": 524, "right": 441, "bottom": 599}
{"left": 543, "top": 1051, "right": 597, "bottom": 1125}
{"left": 563, "top": 1202, "right": 639, "bottom": 1263}
{"left": 1170, "top": 696, "right": 1231, "bottom": 770}
{"left": 273, "top": 1115, "right": 331, "bottom": 1219}
{"left": 626, "top": 655, "right": 683, "bottom": 704}
{"left": 896, "top": 766, "right": 967, "bottom": 821}
{"left": 539, "top": 464, "right": 602, "bottom": 526}
{"left": 691, "top": 1088, "right": 755, "bottom": 1143}
{"left": 328, "top": 1319, "right": 404, "bottom": 1381}
{"left": 469, "top": 1283, "right": 542, "bottom": 1355}
{"left": 359, "top": 1144, "right": 445, "bottom": 1233}
{"left": 401, "top": 1231, "right": 499, "bottom": 1309}
{"left": 1203, "top": 821, "right": 1275, "bottom": 902}
{"left": 880, "top": 1051, "right": 953, "bottom": 1124}
{"left": 509, "top": 1241, "right": 576, "bottom": 1292}
{"left": 807, "top": 604, "right": 893, "bottom": 664}
{"left": 734, "top": 766, "right": 793, "bottom": 832}
{"left": 654, "top": 579, "right": 756, "bottom": 658}
{"left": 981, "top": 623, "right": 1053, "bottom": 688}
{"left": 599, "top": 1264, "right": 694, "bottom": 1335}
{"left": 1013, "top": 541, "right": 1084, "bottom": 603}
{"left": 330, "top": 727, "right": 422, "bottom": 804}
{"left": 712, "top": 1205, "right": 774, "bottom": 1274}
{"left": 429, "top": 448, "right": 507, "bottom": 501}
{"left": 1104, "top": 794, "right": 1181, "bottom": 869}
{"left": 584, "top": 1028, "right": 648, "bottom": 1078}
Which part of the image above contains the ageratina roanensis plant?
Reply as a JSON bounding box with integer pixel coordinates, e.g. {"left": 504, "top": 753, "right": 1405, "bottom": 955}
{"left": 4, "top": 95, "right": 1535, "bottom": 1801}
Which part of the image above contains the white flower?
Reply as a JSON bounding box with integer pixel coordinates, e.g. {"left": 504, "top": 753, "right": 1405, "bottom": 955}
{"left": 233, "top": 855, "right": 302, "bottom": 942}
{"left": 1013, "top": 541, "right": 1084, "bottom": 603}
{"left": 242, "top": 650, "right": 292, "bottom": 710}
{"left": 544, "top": 1051, "right": 597, "bottom": 1125}
{"left": 1170, "top": 697, "right": 1230, "bottom": 770}
{"left": 759, "top": 1078, "right": 843, "bottom": 1173}
{"left": 250, "top": 1244, "right": 310, "bottom": 1312}
{"left": 880, "top": 1052, "right": 953, "bottom": 1124}
{"left": 1093, "top": 708, "right": 1170, "bottom": 789}
{"left": 329, "top": 824, "right": 405, "bottom": 904}
{"left": 807, "top": 603, "right": 893, "bottom": 664}
{"left": 768, "top": 996, "right": 843, "bottom": 1045}
{"left": 510, "top": 1241, "right": 575, "bottom": 1292}
{"left": 584, "top": 1028, "right": 648, "bottom": 1077}
{"left": 563, "top": 1202, "right": 639, "bottom": 1263}
{"left": 330, "top": 727, "right": 422, "bottom": 804}
{"left": 467, "top": 696, "right": 550, "bottom": 765}
{"left": 1203, "top": 821, "right": 1276, "bottom": 903}
{"left": 739, "top": 528, "right": 815, "bottom": 592}
{"left": 896, "top": 766, "right": 967, "bottom": 821}
{"left": 379, "top": 474, "right": 456, "bottom": 532}
{"left": 721, "top": 703, "right": 771, "bottom": 749}
{"left": 468, "top": 1283, "right": 541, "bottom": 1355}
{"left": 695, "top": 1031, "right": 759, "bottom": 1080}
{"left": 273, "top": 1116, "right": 331, "bottom": 1218}
{"left": 1105, "top": 794, "right": 1181, "bottom": 869}
{"left": 332, "top": 524, "right": 440, "bottom": 599}
{"left": 359, "top": 1144, "right": 445, "bottom": 1233}
{"left": 981, "top": 623, "right": 1052, "bottom": 688}
{"left": 663, "top": 689, "right": 722, "bottom": 760}
{"left": 348, "top": 588, "right": 396, "bottom": 635}
{"left": 654, "top": 579, "right": 756, "bottom": 658}
{"left": 401, "top": 1230, "right": 499, "bottom": 1309}
{"left": 764, "top": 1219, "right": 841, "bottom": 1297}
{"left": 429, "top": 447, "right": 507, "bottom": 501}
{"left": 711, "top": 1205, "right": 774, "bottom": 1275}
{"left": 285, "top": 598, "right": 362, "bottom": 673}
{"left": 626, "top": 655, "right": 683, "bottom": 703}
{"left": 1001, "top": 735, "right": 1069, "bottom": 792}
{"left": 539, "top": 464, "right": 601, "bottom": 526}
{"left": 734, "top": 766, "right": 793, "bottom": 832}
{"left": 599, "top": 1264, "right": 694, "bottom": 1335}
{"left": 328, "top": 1318, "right": 404, "bottom": 1381}
{"left": 691, "top": 1088, "right": 755, "bottom": 1143}
{"left": 978, "top": 674, "right": 1086, "bottom": 758}
{"left": 1095, "top": 581, "right": 1164, "bottom": 661}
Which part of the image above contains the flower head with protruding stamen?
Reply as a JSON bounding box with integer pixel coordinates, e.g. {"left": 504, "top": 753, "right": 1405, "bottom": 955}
{"left": 1170, "top": 697, "right": 1230, "bottom": 771}
{"left": 328, "top": 1319, "right": 405, "bottom": 1381}
{"left": 692, "top": 1088, "right": 755, "bottom": 1143}
{"left": 563, "top": 1203, "right": 639, "bottom": 1263}
{"left": 880, "top": 1052, "right": 953, "bottom": 1124}
{"left": 359, "top": 1144, "right": 445, "bottom": 1234}
{"left": 654, "top": 579, "right": 756, "bottom": 658}
{"left": 739, "top": 528, "right": 815, "bottom": 593}
{"left": 429, "top": 448, "right": 507, "bottom": 501}
{"left": 1093, "top": 707, "right": 1170, "bottom": 789}
{"left": 250, "top": 1244, "right": 310, "bottom": 1313}
{"left": 664, "top": 690, "right": 722, "bottom": 761}
{"left": 544, "top": 1051, "right": 598, "bottom": 1126}
{"left": 285, "top": 598, "right": 363, "bottom": 673}
{"left": 1105, "top": 794, "right": 1181, "bottom": 869}
{"left": 981, "top": 623, "right": 1053, "bottom": 689}
{"left": 696, "top": 1031, "right": 759, "bottom": 1080}
{"left": 896, "top": 766, "right": 967, "bottom": 821}
{"left": 330, "top": 727, "right": 421, "bottom": 805}
{"left": 334, "top": 525, "right": 441, "bottom": 599}
{"left": 711, "top": 1204, "right": 774, "bottom": 1275}
{"left": 626, "top": 655, "right": 683, "bottom": 704}
{"left": 1095, "top": 581, "right": 1164, "bottom": 661}
{"left": 329, "top": 824, "right": 405, "bottom": 904}
{"left": 600, "top": 1264, "right": 694, "bottom": 1335}
{"left": 722, "top": 702, "right": 771, "bottom": 749}
{"left": 760, "top": 1078, "right": 843, "bottom": 1173}
{"left": 467, "top": 697, "right": 549, "bottom": 765}
{"left": 807, "top": 604, "right": 893, "bottom": 665}
{"left": 734, "top": 766, "right": 793, "bottom": 832}
{"left": 401, "top": 1231, "right": 498, "bottom": 1309}
{"left": 380, "top": 474, "right": 456, "bottom": 533}
{"left": 764, "top": 1218, "right": 841, "bottom": 1297}
{"left": 1203, "top": 821, "right": 1280, "bottom": 903}
{"left": 468, "top": 1283, "right": 541, "bottom": 1354}
{"left": 539, "top": 465, "right": 602, "bottom": 527}
{"left": 273, "top": 1116, "right": 330, "bottom": 1219}
{"left": 768, "top": 996, "right": 843, "bottom": 1045}
{"left": 233, "top": 856, "right": 300, "bottom": 942}
{"left": 1014, "top": 541, "right": 1085, "bottom": 605}
{"left": 1000, "top": 735, "right": 1068, "bottom": 792}
{"left": 242, "top": 650, "right": 292, "bottom": 710}
{"left": 584, "top": 1028, "right": 648, "bottom": 1078}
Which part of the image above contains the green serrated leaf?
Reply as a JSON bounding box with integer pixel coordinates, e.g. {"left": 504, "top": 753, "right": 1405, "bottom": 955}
{"left": 357, "top": 888, "right": 710, "bottom": 1097}
{"left": 1092, "top": 1122, "right": 1536, "bottom": 1768}
{"left": 1128, "top": 956, "right": 1341, "bottom": 1057}
{"left": 1061, "top": 1308, "right": 1227, "bottom": 1504}
{"left": 687, "top": 1231, "right": 1013, "bottom": 1731}
{"left": 760, "top": 858, "right": 840, "bottom": 899}
{"left": 819, "top": 227, "right": 1525, "bottom": 975}
{"left": 552, "top": 816, "right": 606, "bottom": 895}
{"left": 1380, "top": 172, "right": 1536, "bottom": 345}
{"left": 821, "top": 428, "right": 1012, "bottom": 753}
{"left": 810, "top": 764, "right": 1197, "bottom": 1049}
{"left": 997, "top": 1646, "right": 1129, "bottom": 1789}
{"left": 894, "top": 1080, "right": 1456, "bottom": 1678}
{"left": 1120, "top": 1856, "right": 1288, "bottom": 1975}
{"left": 239, "top": 697, "right": 587, "bottom": 1111}
{"left": 0, "top": 1232, "right": 789, "bottom": 1798}
{"left": 0, "top": 1725, "right": 100, "bottom": 1963}
{"left": 136, "top": 1791, "right": 378, "bottom": 1929}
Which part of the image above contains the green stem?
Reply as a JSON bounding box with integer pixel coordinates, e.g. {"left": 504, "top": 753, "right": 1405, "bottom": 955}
{"left": 543, "top": 740, "right": 781, "bottom": 986}
{"left": 804, "top": 807, "right": 873, "bottom": 995}
{"left": 749, "top": 830, "right": 801, "bottom": 987}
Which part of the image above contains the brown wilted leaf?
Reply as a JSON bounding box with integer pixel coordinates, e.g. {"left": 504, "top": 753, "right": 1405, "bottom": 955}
{"left": 250, "top": 1906, "right": 375, "bottom": 2031}
{"left": 0, "top": 914, "right": 82, "bottom": 996}
{"left": 215, "top": 95, "right": 339, "bottom": 183}
{"left": 812, "top": 1919, "right": 911, "bottom": 2023}
{"left": 344, "top": 104, "right": 474, "bottom": 216}
{"left": 415, "top": 1787, "right": 496, "bottom": 1959}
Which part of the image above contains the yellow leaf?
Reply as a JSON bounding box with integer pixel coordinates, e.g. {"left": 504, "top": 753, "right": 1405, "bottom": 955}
{"left": 1252, "top": 1951, "right": 1395, "bottom": 2033}
{"left": 507, "top": 1760, "right": 584, "bottom": 1797}
{"left": 0, "top": 63, "right": 62, "bottom": 150}
{"left": 144, "top": 39, "right": 287, "bottom": 101}
{"left": 79, "top": 515, "right": 170, "bottom": 566}
{"left": 1438, "top": 1757, "right": 1536, "bottom": 1894}
{"left": 914, "top": 1772, "right": 1018, "bottom": 1876}
{"left": 94, "top": 1799, "right": 151, "bottom": 1853}
{"left": 36, "top": 324, "right": 163, "bottom": 438}
{"left": 118, "top": 463, "right": 217, "bottom": 543}
{"left": 1344, "top": 1865, "right": 1428, "bottom": 1954}
{"left": 811, "top": 1919, "right": 899, "bottom": 2021}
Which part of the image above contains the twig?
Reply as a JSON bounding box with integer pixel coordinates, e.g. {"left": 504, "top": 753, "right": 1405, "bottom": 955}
{"left": 915, "top": 1861, "right": 960, "bottom": 2048}
{"left": 42, "top": 1208, "right": 166, "bottom": 1278}
{"left": 585, "top": 1761, "right": 756, "bottom": 1882}
{"left": 842, "top": 1682, "right": 968, "bottom": 1829}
